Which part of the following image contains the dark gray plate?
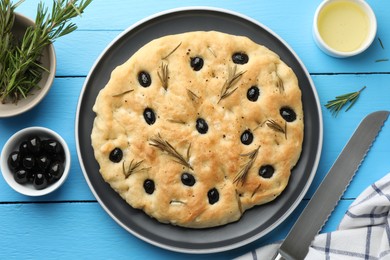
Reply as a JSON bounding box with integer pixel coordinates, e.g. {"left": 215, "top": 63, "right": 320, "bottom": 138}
{"left": 76, "top": 7, "right": 323, "bottom": 254}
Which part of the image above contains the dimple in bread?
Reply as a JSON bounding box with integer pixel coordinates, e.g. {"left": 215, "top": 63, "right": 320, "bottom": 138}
{"left": 91, "top": 31, "right": 304, "bottom": 228}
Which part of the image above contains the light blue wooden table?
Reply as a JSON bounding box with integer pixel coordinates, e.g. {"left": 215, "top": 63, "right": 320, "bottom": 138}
{"left": 1, "top": 0, "right": 390, "bottom": 259}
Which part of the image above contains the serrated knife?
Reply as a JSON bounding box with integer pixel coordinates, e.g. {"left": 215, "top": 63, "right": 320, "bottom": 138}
{"left": 273, "top": 110, "right": 390, "bottom": 260}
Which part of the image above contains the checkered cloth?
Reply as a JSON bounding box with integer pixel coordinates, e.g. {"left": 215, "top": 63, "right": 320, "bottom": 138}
{"left": 236, "top": 173, "right": 390, "bottom": 260}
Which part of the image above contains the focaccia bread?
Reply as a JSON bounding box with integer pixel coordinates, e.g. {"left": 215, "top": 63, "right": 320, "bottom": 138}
{"left": 91, "top": 31, "right": 304, "bottom": 228}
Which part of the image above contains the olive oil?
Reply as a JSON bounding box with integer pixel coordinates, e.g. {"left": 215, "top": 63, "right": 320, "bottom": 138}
{"left": 317, "top": 1, "right": 370, "bottom": 52}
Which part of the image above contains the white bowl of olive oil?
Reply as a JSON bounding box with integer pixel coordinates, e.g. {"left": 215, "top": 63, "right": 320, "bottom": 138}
{"left": 313, "top": 0, "right": 377, "bottom": 58}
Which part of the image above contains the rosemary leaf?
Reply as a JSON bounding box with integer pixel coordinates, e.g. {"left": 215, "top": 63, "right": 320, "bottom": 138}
{"left": 187, "top": 88, "right": 200, "bottom": 103}
{"left": 207, "top": 46, "right": 216, "bottom": 57}
{"left": 378, "top": 37, "right": 384, "bottom": 49}
{"left": 266, "top": 119, "right": 287, "bottom": 139}
{"left": 157, "top": 62, "right": 169, "bottom": 91}
{"left": 186, "top": 143, "right": 191, "bottom": 162}
{"left": 325, "top": 86, "right": 366, "bottom": 116}
{"left": 122, "top": 159, "right": 149, "bottom": 177}
{"left": 218, "top": 65, "right": 246, "bottom": 103}
{"left": 375, "top": 58, "right": 389, "bottom": 63}
{"left": 251, "top": 184, "right": 261, "bottom": 198}
{"left": 149, "top": 134, "right": 193, "bottom": 170}
{"left": 235, "top": 190, "right": 243, "bottom": 214}
{"left": 167, "top": 119, "right": 186, "bottom": 124}
{"left": 275, "top": 71, "right": 284, "bottom": 93}
{"left": 162, "top": 42, "right": 182, "bottom": 60}
{"left": 233, "top": 146, "right": 260, "bottom": 185}
{"left": 112, "top": 89, "right": 134, "bottom": 97}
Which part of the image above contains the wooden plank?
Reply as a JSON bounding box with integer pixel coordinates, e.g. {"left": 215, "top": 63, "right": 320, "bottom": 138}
{"left": 12, "top": 0, "right": 390, "bottom": 75}
{"left": 0, "top": 199, "right": 352, "bottom": 259}
{"left": 1, "top": 75, "right": 389, "bottom": 202}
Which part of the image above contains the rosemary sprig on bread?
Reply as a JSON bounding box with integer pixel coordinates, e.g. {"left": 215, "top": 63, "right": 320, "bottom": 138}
{"left": 149, "top": 134, "right": 193, "bottom": 170}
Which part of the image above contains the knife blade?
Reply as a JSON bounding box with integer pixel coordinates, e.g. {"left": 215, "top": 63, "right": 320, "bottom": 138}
{"left": 273, "top": 110, "right": 389, "bottom": 260}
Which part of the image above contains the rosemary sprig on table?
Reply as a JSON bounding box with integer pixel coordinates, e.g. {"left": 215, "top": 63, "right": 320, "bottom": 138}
{"left": 218, "top": 65, "right": 246, "bottom": 103}
{"left": 149, "top": 134, "right": 193, "bottom": 170}
{"left": 378, "top": 37, "right": 384, "bottom": 49}
{"left": 325, "top": 86, "right": 366, "bottom": 116}
{"left": 374, "top": 38, "right": 388, "bottom": 62}
{"left": 0, "top": 0, "right": 92, "bottom": 104}
{"left": 233, "top": 146, "right": 260, "bottom": 185}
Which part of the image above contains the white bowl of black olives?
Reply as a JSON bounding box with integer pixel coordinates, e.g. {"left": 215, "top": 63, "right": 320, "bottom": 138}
{"left": 0, "top": 127, "right": 70, "bottom": 196}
